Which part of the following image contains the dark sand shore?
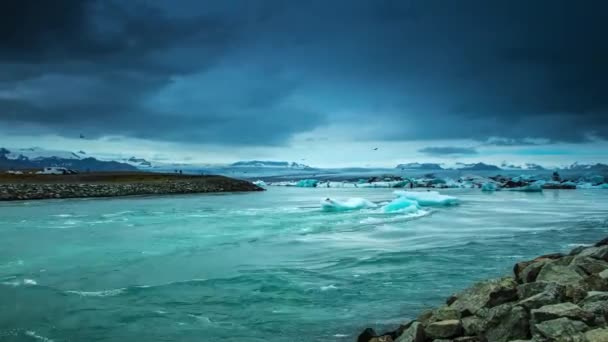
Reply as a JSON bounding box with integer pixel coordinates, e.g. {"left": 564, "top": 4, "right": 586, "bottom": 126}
{"left": 0, "top": 172, "right": 263, "bottom": 201}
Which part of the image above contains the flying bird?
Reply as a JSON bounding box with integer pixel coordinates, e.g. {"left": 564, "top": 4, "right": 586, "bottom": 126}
{"left": 373, "top": 147, "right": 378, "bottom": 151}
{"left": 79, "top": 134, "right": 85, "bottom": 139}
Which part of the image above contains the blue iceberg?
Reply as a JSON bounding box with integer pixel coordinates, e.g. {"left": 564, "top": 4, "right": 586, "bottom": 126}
{"left": 296, "top": 179, "right": 319, "bottom": 188}
{"left": 481, "top": 182, "right": 500, "bottom": 192}
{"left": 381, "top": 197, "right": 421, "bottom": 213}
{"left": 393, "top": 191, "right": 459, "bottom": 206}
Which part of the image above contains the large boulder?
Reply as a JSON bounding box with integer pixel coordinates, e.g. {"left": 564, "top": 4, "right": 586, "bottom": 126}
{"left": 394, "top": 322, "right": 425, "bottom": 342}
{"left": 483, "top": 305, "right": 530, "bottom": 342}
{"left": 535, "top": 263, "right": 585, "bottom": 286}
{"left": 571, "top": 256, "right": 608, "bottom": 275}
{"left": 514, "top": 253, "right": 564, "bottom": 283}
{"left": 531, "top": 302, "right": 595, "bottom": 325}
{"left": 534, "top": 317, "right": 588, "bottom": 341}
{"left": 449, "top": 277, "right": 518, "bottom": 316}
{"left": 425, "top": 320, "right": 463, "bottom": 339}
{"left": 459, "top": 303, "right": 529, "bottom": 341}
{"left": 461, "top": 316, "right": 485, "bottom": 336}
{"left": 421, "top": 306, "right": 462, "bottom": 325}
{"left": 577, "top": 246, "right": 608, "bottom": 261}
{"left": 580, "top": 300, "right": 608, "bottom": 326}
{"left": 518, "top": 289, "right": 562, "bottom": 310}
{"left": 517, "top": 281, "right": 565, "bottom": 300}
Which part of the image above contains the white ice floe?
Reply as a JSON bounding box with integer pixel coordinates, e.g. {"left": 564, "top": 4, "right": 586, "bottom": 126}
{"left": 393, "top": 191, "right": 459, "bottom": 206}
{"left": 320, "top": 198, "right": 378, "bottom": 212}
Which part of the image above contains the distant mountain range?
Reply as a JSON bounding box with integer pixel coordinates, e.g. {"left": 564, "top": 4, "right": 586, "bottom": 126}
{"left": 396, "top": 162, "right": 444, "bottom": 170}
{"left": 0, "top": 147, "right": 137, "bottom": 171}
{"left": 2, "top": 147, "right": 607, "bottom": 175}
{"left": 230, "top": 160, "right": 313, "bottom": 169}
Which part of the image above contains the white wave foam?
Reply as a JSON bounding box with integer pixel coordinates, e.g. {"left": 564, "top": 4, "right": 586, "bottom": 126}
{"left": 320, "top": 284, "right": 338, "bottom": 291}
{"left": 102, "top": 211, "right": 134, "bottom": 218}
{"left": 1, "top": 278, "right": 37, "bottom": 287}
{"left": 25, "top": 331, "right": 54, "bottom": 342}
{"left": 359, "top": 209, "right": 430, "bottom": 225}
{"left": 65, "top": 288, "right": 126, "bottom": 297}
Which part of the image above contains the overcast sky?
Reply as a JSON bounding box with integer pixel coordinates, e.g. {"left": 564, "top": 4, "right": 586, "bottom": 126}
{"left": 1, "top": 0, "right": 607, "bottom": 167}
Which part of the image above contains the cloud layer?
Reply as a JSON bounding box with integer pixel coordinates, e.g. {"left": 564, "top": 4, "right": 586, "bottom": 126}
{"left": 1, "top": 0, "right": 607, "bottom": 146}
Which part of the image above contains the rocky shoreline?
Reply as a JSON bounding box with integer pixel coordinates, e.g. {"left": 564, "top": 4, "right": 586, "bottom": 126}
{"left": 359, "top": 238, "right": 608, "bottom": 342}
{"left": 0, "top": 174, "right": 263, "bottom": 201}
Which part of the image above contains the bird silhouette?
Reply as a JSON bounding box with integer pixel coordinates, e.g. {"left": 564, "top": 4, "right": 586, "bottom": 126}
{"left": 373, "top": 147, "right": 378, "bottom": 151}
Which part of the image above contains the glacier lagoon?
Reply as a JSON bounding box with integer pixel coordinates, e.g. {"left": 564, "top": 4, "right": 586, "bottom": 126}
{"left": 1, "top": 187, "right": 608, "bottom": 341}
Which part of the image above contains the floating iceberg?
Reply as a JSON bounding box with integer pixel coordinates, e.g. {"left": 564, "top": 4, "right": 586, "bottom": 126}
{"left": 296, "top": 179, "right": 319, "bottom": 188}
{"left": 505, "top": 183, "right": 543, "bottom": 192}
{"left": 481, "top": 182, "right": 500, "bottom": 192}
{"left": 381, "top": 197, "right": 421, "bottom": 213}
{"left": 393, "top": 191, "right": 459, "bottom": 206}
{"left": 252, "top": 180, "right": 267, "bottom": 187}
{"left": 320, "top": 198, "right": 378, "bottom": 212}
{"left": 357, "top": 181, "right": 409, "bottom": 188}
{"left": 588, "top": 175, "right": 605, "bottom": 185}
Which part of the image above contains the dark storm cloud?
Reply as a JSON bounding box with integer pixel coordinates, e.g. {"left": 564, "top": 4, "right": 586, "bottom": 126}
{"left": 418, "top": 147, "right": 478, "bottom": 156}
{"left": 1, "top": 0, "right": 607, "bottom": 145}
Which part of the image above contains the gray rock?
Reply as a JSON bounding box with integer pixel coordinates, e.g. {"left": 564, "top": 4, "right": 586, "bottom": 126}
{"left": 534, "top": 317, "right": 588, "bottom": 341}
{"left": 517, "top": 282, "right": 564, "bottom": 300}
{"left": 535, "top": 263, "right": 585, "bottom": 286}
{"left": 518, "top": 290, "right": 561, "bottom": 310}
{"left": 395, "top": 322, "right": 425, "bottom": 342}
{"left": 585, "top": 327, "right": 608, "bottom": 342}
{"left": 417, "top": 309, "right": 434, "bottom": 326}
{"left": 453, "top": 337, "right": 482, "bottom": 342}
{"left": 450, "top": 277, "right": 518, "bottom": 316}
{"left": 484, "top": 305, "right": 530, "bottom": 342}
{"left": 580, "top": 291, "right": 608, "bottom": 304}
{"left": 519, "top": 261, "right": 550, "bottom": 283}
{"left": 531, "top": 302, "right": 595, "bottom": 324}
{"left": 581, "top": 300, "right": 608, "bottom": 325}
{"left": 425, "top": 306, "right": 462, "bottom": 324}
{"left": 569, "top": 245, "right": 588, "bottom": 256}
{"left": 571, "top": 256, "right": 608, "bottom": 275}
{"left": 577, "top": 246, "right": 608, "bottom": 261}
{"left": 514, "top": 254, "right": 565, "bottom": 283}
{"left": 461, "top": 316, "right": 485, "bottom": 336}
{"left": 425, "top": 320, "right": 463, "bottom": 339}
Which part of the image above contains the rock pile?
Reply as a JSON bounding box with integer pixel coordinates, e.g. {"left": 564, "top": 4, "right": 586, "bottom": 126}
{"left": 359, "top": 238, "right": 608, "bottom": 341}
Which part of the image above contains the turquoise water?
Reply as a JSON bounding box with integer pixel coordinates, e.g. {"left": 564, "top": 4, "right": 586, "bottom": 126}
{"left": 1, "top": 188, "right": 608, "bottom": 341}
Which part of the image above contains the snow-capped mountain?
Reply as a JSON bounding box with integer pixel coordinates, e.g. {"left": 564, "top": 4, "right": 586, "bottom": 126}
{"left": 3, "top": 147, "right": 82, "bottom": 161}
{"left": 0, "top": 147, "right": 136, "bottom": 171}
{"left": 230, "top": 161, "right": 313, "bottom": 169}
{"left": 124, "top": 157, "right": 153, "bottom": 168}
{"left": 566, "top": 162, "right": 608, "bottom": 172}
{"left": 500, "top": 162, "right": 546, "bottom": 171}
{"left": 395, "top": 162, "right": 444, "bottom": 170}
{"left": 454, "top": 162, "right": 502, "bottom": 171}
